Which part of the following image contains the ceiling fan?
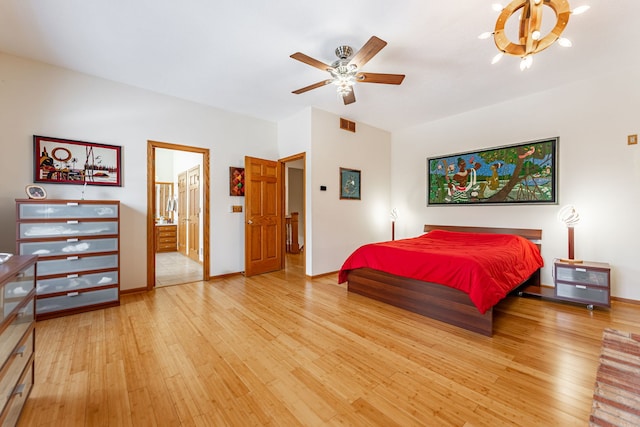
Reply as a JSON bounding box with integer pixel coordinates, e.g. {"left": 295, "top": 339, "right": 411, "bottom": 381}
{"left": 290, "top": 36, "right": 405, "bottom": 105}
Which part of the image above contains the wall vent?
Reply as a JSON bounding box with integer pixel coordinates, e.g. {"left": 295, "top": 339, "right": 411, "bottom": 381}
{"left": 340, "top": 118, "right": 356, "bottom": 133}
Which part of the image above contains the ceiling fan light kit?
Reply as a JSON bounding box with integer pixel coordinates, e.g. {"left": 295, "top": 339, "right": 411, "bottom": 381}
{"left": 483, "top": 0, "right": 589, "bottom": 70}
{"left": 290, "top": 36, "right": 405, "bottom": 105}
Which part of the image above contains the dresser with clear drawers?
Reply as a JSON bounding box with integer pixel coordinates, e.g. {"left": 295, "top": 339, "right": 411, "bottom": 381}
{"left": 0, "top": 255, "right": 36, "bottom": 426}
{"left": 15, "top": 199, "right": 120, "bottom": 320}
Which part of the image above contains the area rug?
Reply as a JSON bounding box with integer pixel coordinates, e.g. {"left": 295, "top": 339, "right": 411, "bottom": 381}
{"left": 590, "top": 328, "right": 640, "bottom": 426}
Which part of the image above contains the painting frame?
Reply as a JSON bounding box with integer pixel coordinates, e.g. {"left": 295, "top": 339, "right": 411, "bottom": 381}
{"left": 427, "top": 137, "right": 558, "bottom": 206}
{"left": 229, "top": 167, "right": 245, "bottom": 196}
{"left": 340, "top": 167, "right": 361, "bottom": 200}
{"left": 33, "top": 135, "right": 122, "bottom": 186}
{"left": 25, "top": 184, "right": 47, "bottom": 200}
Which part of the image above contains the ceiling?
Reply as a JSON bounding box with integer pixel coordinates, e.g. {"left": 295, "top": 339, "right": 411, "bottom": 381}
{"left": 0, "top": 1, "right": 637, "bottom": 132}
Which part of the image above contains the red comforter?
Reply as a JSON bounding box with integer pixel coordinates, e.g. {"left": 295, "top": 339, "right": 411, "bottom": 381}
{"left": 338, "top": 230, "right": 543, "bottom": 314}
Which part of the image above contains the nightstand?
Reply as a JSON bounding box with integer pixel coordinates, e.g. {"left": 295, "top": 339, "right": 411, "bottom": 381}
{"left": 554, "top": 260, "right": 611, "bottom": 310}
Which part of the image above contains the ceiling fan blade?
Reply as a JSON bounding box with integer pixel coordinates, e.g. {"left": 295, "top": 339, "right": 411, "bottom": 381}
{"left": 356, "top": 72, "right": 405, "bottom": 85}
{"left": 349, "top": 36, "right": 387, "bottom": 69}
{"left": 292, "top": 80, "right": 333, "bottom": 94}
{"left": 290, "top": 52, "right": 333, "bottom": 72}
{"left": 342, "top": 90, "right": 356, "bottom": 105}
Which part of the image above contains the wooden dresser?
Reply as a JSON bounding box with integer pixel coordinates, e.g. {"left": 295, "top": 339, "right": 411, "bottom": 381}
{"left": 155, "top": 224, "right": 177, "bottom": 252}
{"left": 15, "top": 199, "right": 120, "bottom": 320}
{"left": 0, "top": 255, "right": 36, "bottom": 426}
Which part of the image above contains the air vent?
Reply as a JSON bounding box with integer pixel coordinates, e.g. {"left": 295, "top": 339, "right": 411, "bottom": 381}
{"left": 340, "top": 118, "right": 356, "bottom": 133}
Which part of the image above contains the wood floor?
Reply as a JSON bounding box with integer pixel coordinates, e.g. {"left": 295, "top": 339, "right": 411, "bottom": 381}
{"left": 18, "top": 257, "right": 640, "bottom": 426}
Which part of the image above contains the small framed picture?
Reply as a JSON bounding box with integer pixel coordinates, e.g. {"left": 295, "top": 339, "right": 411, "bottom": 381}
{"left": 25, "top": 184, "right": 47, "bottom": 199}
{"left": 340, "top": 168, "right": 361, "bottom": 200}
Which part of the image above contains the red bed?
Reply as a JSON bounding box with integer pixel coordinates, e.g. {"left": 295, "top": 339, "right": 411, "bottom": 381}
{"left": 339, "top": 225, "right": 543, "bottom": 336}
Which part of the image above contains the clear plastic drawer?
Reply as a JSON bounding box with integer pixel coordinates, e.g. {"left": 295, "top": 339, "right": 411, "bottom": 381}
{"left": 556, "top": 265, "right": 608, "bottom": 287}
{"left": 3, "top": 265, "right": 35, "bottom": 305}
{"left": 0, "top": 299, "right": 34, "bottom": 363}
{"left": 37, "top": 271, "right": 118, "bottom": 295}
{"left": 18, "top": 202, "right": 118, "bottom": 219}
{"left": 36, "top": 287, "right": 118, "bottom": 314}
{"left": 19, "top": 221, "right": 118, "bottom": 239}
{"left": 19, "top": 237, "right": 118, "bottom": 257}
{"left": 1, "top": 362, "right": 33, "bottom": 427}
{"left": 556, "top": 283, "right": 609, "bottom": 305}
{"left": 0, "top": 329, "right": 33, "bottom": 412}
{"left": 37, "top": 254, "right": 118, "bottom": 276}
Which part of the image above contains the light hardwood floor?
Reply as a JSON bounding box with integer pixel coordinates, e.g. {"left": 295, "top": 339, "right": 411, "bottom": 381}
{"left": 18, "top": 257, "right": 640, "bottom": 426}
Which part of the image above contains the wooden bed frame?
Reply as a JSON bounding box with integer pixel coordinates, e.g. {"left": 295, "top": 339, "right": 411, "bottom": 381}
{"left": 345, "top": 225, "right": 542, "bottom": 336}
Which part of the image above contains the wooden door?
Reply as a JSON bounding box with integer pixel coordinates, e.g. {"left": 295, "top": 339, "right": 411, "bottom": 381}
{"left": 177, "top": 171, "right": 187, "bottom": 256}
{"left": 244, "top": 156, "right": 282, "bottom": 276}
{"left": 187, "top": 165, "right": 201, "bottom": 263}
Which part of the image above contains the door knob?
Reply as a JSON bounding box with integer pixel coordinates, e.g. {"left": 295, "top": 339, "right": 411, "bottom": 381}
{"left": 248, "top": 220, "right": 253, "bottom": 224}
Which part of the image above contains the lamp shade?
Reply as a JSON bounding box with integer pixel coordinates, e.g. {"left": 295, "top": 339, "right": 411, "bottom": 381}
{"left": 557, "top": 205, "right": 582, "bottom": 263}
{"left": 557, "top": 204, "right": 580, "bottom": 227}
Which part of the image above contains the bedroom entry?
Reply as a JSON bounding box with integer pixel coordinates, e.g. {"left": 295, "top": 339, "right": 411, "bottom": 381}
{"left": 244, "top": 153, "right": 305, "bottom": 277}
{"left": 146, "top": 140, "right": 210, "bottom": 289}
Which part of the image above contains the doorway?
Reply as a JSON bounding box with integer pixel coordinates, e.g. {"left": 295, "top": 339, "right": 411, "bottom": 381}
{"left": 146, "top": 141, "right": 210, "bottom": 289}
{"left": 282, "top": 153, "right": 305, "bottom": 273}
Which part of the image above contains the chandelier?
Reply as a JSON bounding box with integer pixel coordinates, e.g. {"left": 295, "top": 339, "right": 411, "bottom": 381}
{"left": 479, "top": 0, "right": 589, "bottom": 70}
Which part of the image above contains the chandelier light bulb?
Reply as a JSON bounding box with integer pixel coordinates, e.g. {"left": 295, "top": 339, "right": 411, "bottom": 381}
{"left": 532, "top": 30, "right": 541, "bottom": 40}
{"left": 478, "top": 31, "right": 493, "bottom": 40}
{"left": 534, "top": 0, "right": 542, "bottom": 4}
{"left": 492, "top": 3, "right": 504, "bottom": 12}
{"left": 572, "top": 5, "right": 590, "bottom": 15}
{"left": 520, "top": 55, "right": 533, "bottom": 71}
{"left": 491, "top": 52, "right": 504, "bottom": 64}
{"left": 558, "top": 37, "right": 573, "bottom": 47}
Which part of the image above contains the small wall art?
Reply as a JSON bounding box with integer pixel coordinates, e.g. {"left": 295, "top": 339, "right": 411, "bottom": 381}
{"left": 340, "top": 167, "right": 361, "bottom": 200}
{"left": 427, "top": 137, "right": 557, "bottom": 205}
{"left": 34, "top": 135, "right": 122, "bottom": 186}
{"left": 229, "top": 167, "right": 245, "bottom": 196}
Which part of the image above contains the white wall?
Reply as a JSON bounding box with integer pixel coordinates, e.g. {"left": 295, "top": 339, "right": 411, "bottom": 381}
{"left": 310, "top": 108, "right": 392, "bottom": 276}
{"left": 0, "top": 53, "right": 278, "bottom": 290}
{"left": 391, "top": 65, "right": 640, "bottom": 300}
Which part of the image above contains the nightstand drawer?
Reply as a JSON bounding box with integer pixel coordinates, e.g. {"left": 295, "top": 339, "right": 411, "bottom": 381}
{"left": 556, "top": 265, "right": 608, "bottom": 287}
{"left": 556, "top": 283, "right": 609, "bottom": 306}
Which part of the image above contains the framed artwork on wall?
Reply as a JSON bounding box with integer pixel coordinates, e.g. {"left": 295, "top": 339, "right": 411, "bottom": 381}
{"left": 229, "top": 167, "right": 245, "bottom": 196}
{"left": 427, "top": 137, "right": 558, "bottom": 205}
{"left": 340, "top": 167, "right": 361, "bottom": 200}
{"left": 34, "top": 135, "right": 122, "bottom": 186}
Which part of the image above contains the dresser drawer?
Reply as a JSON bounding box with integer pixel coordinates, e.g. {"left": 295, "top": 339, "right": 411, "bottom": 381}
{"left": 37, "top": 270, "right": 118, "bottom": 296}
{"left": 18, "top": 202, "right": 118, "bottom": 219}
{"left": 37, "top": 287, "right": 118, "bottom": 315}
{"left": 19, "top": 221, "right": 118, "bottom": 239}
{"left": 2, "top": 266, "right": 35, "bottom": 323}
{"left": 19, "top": 237, "right": 118, "bottom": 257}
{"left": 0, "top": 299, "right": 34, "bottom": 365}
{"left": 556, "top": 283, "right": 609, "bottom": 306}
{"left": 37, "top": 254, "right": 118, "bottom": 276}
{"left": 556, "top": 265, "right": 608, "bottom": 287}
{"left": 0, "top": 360, "right": 33, "bottom": 427}
{"left": 0, "top": 329, "right": 33, "bottom": 414}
